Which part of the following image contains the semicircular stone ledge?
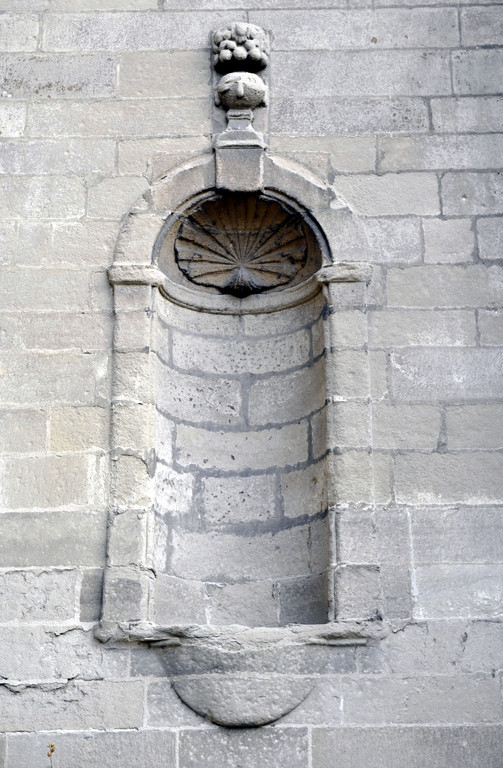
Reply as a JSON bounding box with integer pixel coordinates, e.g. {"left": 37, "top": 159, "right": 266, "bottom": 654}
{"left": 97, "top": 622, "right": 388, "bottom": 726}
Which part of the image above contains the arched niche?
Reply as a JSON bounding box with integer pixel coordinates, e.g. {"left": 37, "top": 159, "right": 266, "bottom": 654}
{"left": 97, "top": 153, "right": 386, "bottom": 727}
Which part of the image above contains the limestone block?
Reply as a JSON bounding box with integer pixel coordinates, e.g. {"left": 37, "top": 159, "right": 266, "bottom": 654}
{"left": 0, "top": 270, "right": 92, "bottom": 312}
{"left": 374, "top": 508, "right": 411, "bottom": 566}
{"left": 119, "top": 51, "right": 210, "bottom": 98}
{"left": 337, "top": 508, "right": 376, "bottom": 564}
{"left": 447, "top": 404, "right": 503, "bottom": 450}
{"left": 53, "top": 626, "right": 129, "bottom": 680}
{"left": 2, "top": 454, "right": 89, "bottom": 509}
{"left": 52, "top": 221, "right": 118, "bottom": 267}
{"left": 154, "top": 463, "right": 193, "bottom": 518}
{"left": 380, "top": 565, "right": 412, "bottom": 623}
{"left": 369, "top": 309, "right": 475, "bottom": 348}
{"left": 395, "top": 453, "right": 503, "bottom": 505}
{"left": 50, "top": 406, "right": 107, "bottom": 450}
{"left": 158, "top": 299, "right": 243, "bottom": 336}
{"left": 0, "top": 627, "right": 54, "bottom": 680}
{"left": 453, "top": 49, "right": 503, "bottom": 96}
{"left": 108, "top": 509, "right": 148, "bottom": 566}
{"left": 210, "top": 580, "right": 278, "bottom": 626}
{"left": 157, "top": 366, "right": 242, "bottom": 426}
{"left": 80, "top": 568, "right": 103, "bottom": 621}
{"left": 432, "top": 96, "right": 503, "bottom": 134}
{"left": 88, "top": 176, "right": 147, "bottom": 219}
{"left": 171, "top": 527, "right": 312, "bottom": 581}
{"left": 390, "top": 348, "right": 503, "bottom": 401}
{"left": 362, "top": 217, "right": 422, "bottom": 264}
{"left": 0, "top": 54, "right": 115, "bottom": 99}
{"left": 311, "top": 409, "right": 327, "bottom": 461}
{"left": 342, "top": 675, "right": 502, "bottom": 724}
{"left": 42, "top": 10, "right": 247, "bottom": 51}
{"left": 478, "top": 216, "right": 503, "bottom": 260}
{"left": 277, "top": 573, "right": 328, "bottom": 625}
{"left": 329, "top": 402, "right": 370, "bottom": 448}
{"left": 0, "top": 511, "right": 107, "bottom": 567}
{"left": 369, "top": 351, "right": 389, "bottom": 400}
{"left": 372, "top": 404, "right": 440, "bottom": 450}
{"left": 28, "top": 99, "right": 209, "bottom": 137}
{"left": 251, "top": 8, "right": 458, "bottom": 50}
{"left": 273, "top": 51, "right": 450, "bottom": 98}
{"left": 114, "top": 311, "right": 150, "bottom": 351}
{"left": 112, "top": 403, "right": 154, "bottom": 451}
{"left": 411, "top": 506, "right": 503, "bottom": 564}
{"left": 101, "top": 567, "right": 150, "bottom": 622}
{"left": 6, "top": 731, "right": 175, "bottom": 768}
{"left": 176, "top": 422, "right": 309, "bottom": 472}
{"left": 461, "top": 6, "right": 503, "bottom": 46}
{"left": 279, "top": 677, "right": 342, "bottom": 725}
{"left": 21, "top": 313, "right": 111, "bottom": 351}
{"left": 335, "top": 173, "right": 439, "bottom": 217}
{"left": 119, "top": 136, "right": 211, "bottom": 175}
{"left": 442, "top": 172, "right": 503, "bottom": 216}
{"left": 335, "top": 565, "right": 380, "bottom": 620}
{"left": 114, "top": 284, "right": 152, "bottom": 312}
{"left": 269, "top": 135, "right": 376, "bottom": 173}
{"left": 113, "top": 351, "right": 155, "bottom": 404}
{"left": 387, "top": 265, "right": 503, "bottom": 308}
{"left": 271, "top": 96, "right": 429, "bottom": 135}
{"left": 326, "top": 310, "right": 367, "bottom": 349}
{"left": 0, "top": 408, "right": 46, "bottom": 452}
{"left": 248, "top": 362, "right": 325, "bottom": 426}
{"left": 153, "top": 574, "right": 206, "bottom": 625}
{"left": 0, "top": 176, "right": 85, "bottom": 218}
{"left": 147, "top": 680, "right": 202, "bottom": 727}
{"left": 415, "top": 564, "right": 503, "bottom": 619}
{"left": 91, "top": 270, "right": 113, "bottom": 311}
{"left": 0, "top": 568, "right": 78, "bottom": 622}
{"left": 328, "top": 451, "right": 390, "bottom": 505}
{"left": 326, "top": 350, "right": 369, "bottom": 400}
{"left": 173, "top": 328, "right": 310, "bottom": 376}
{"left": 281, "top": 462, "right": 327, "bottom": 518}
{"left": 154, "top": 412, "right": 173, "bottom": 464}
{"left": 380, "top": 135, "right": 503, "bottom": 172}
{"left": 479, "top": 309, "right": 503, "bottom": 345}
{"left": 423, "top": 218, "right": 475, "bottom": 263}
{"left": 112, "top": 455, "right": 151, "bottom": 507}
{"left": 313, "top": 726, "right": 503, "bottom": 768}
{"left": 178, "top": 725, "right": 308, "bottom": 768}
{"left": 243, "top": 295, "right": 324, "bottom": 336}
{"left": 0, "top": 102, "right": 25, "bottom": 137}
{"left": 203, "top": 474, "right": 277, "bottom": 525}
{"left": 461, "top": 622, "right": 503, "bottom": 673}
{"left": 0, "top": 138, "right": 115, "bottom": 176}
{"left": 0, "top": 680, "right": 144, "bottom": 732}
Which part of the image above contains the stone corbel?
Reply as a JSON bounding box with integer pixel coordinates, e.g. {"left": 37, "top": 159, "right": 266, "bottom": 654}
{"left": 212, "top": 22, "right": 269, "bottom": 192}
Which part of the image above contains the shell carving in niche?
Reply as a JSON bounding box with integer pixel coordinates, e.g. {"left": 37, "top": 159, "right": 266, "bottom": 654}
{"left": 175, "top": 195, "right": 308, "bottom": 298}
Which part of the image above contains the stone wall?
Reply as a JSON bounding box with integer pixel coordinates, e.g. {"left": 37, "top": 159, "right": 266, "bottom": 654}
{"left": 0, "top": 1, "right": 502, "bottom": 766}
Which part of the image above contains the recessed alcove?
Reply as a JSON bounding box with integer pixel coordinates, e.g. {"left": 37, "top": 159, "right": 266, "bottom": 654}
{"left": 98, "top": 153, "right": 385, "bottom": 728}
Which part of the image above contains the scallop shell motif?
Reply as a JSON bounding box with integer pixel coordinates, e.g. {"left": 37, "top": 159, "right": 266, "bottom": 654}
{"left": 175, "top": 195, "right": 308, "bottom": 298}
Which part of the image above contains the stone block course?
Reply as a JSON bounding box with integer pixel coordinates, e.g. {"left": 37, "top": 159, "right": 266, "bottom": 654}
{"left": 415, "top": 564, "right": 503, "bottom": 619}
{"left": 28, "top": 98, "right": 210, "bottom": 137}
{"left": 0, "top": 511, "right": 106, "bottom": 567}
{"left": 368, "top": 309, "right": 476, "bottom": 347}
{"left": 442, "top": 173, "right": 503, "bottom": 216}
{"left": 335, "top": 174, "right": 439, "bottom": 216}
{"left": 313, "top": 726, "right": 503, "bottom": 768}
{"left": 248, "top": 362, "right": 325, "bottom": 426}
{"left": 0, "top": 138, "right": 115, "bottom": 176}
{"left": 271, "top": 97, "right": 429, "bottom": 135}
{"left": 387, "top": 265, "right": 503, "bottom": 308}
{"left": 447, "top": 404, "right": 503, "bottom": 449}
{"left": 372, "top": 403, "right": 440, "bottom": 450}
{"left": 0, "top": 54, "right": 116, "bottom": 99}
{"left": 423, "top": 218, "right": 475, "bottom": 264}
{"left": 412, "top": 506, "right": 503, "bottom": 565}
{"left": 179, "top": 727, "right": 309, "bottom": 768}
{"left": 0, "top": 568, "right": 78, "bottom": 623}
{"left": 119, "top": 51, "right": 210, "bottom": 98}
{"left": 431, "top": 96, "right": 503, "bottom": 134}
{"left": 0, "top": 408, "right": 46, "bottom": 452}
{"left": 2, "top": 454, "right": 90, "bottom": 509}
{"left": 477, "top": 217, "right": 503, "bottom": 261}
{"left": 250, "top": 8, "right": 458, "bottom": 50}
{"left": 479, "top": 309, "right": 503, "bottom": 345}
{"left": 203, "top": 474, "right": 277, "bottom": 525}
{"left": 0, "top": 14, "right": 38, "bottom": 52}
{"left": 452, "top": 49, "right": 503, "bottom": 96}
{"left": 380, "top": 135, "right": 503, "bottom": 172}
{"left": 0, "top": 176, "right": 85, "bottom": 219}
{"left": 0, "top": 352, "right": 102, "bottom": 405}
{"left": 6, "top": 730, "right": 176, "bottom": 768}
{"left": 395, "top": 453, "right": 503, "bottom": 505}
{"left": 390, "top": 348, "right": 503, "bottom": 402}
{"left": 0, "top": 102, "right": 25, "bottom": 138}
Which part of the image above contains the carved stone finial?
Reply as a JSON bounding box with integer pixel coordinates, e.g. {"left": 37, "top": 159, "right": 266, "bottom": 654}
{"left": 212, "top": 22, "right": 269, "bottom": 74}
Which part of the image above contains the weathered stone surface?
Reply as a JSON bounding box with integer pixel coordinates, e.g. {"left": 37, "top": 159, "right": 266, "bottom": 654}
{"left": 6, "top": 731, "right": 176, "bottom": 768}
{"left": 313, "top": 726, "right": 503, "bottom": 768}
{"left": 387, "top": 265, "right": 503, "bottom": 308}
{"left": 0, "top": 568, "right": 78, "bottom": 622}
{"left": 2, "top": 454, "right": 89, "bottom": 508}
{"left": 423, "top": 218, "right": 475, "bottom": 263}
{"left": 372, "top": 403, "right": 440, "bottom": 450}
{"left": 0, "top": 54, "right": 116, "bottom": 98}
{"left": 452, "top": 49, "right": 503, "bottom": 96}
{"left": 442, "top": 172, "right": 503, "bottom": 216}
{"left": 432, "top": 96, "right": 503, "bottom": 134}
{"left": 176, "top": 422, "right": 309, "bottom": 471}
{"left": 411, "top": 506, "right": 503, "bottom": 564}
{"left": 210, "top": 580, "right": 278, "bottom": 626}
{"left": 335, "top": 173, "right": 439, "bottom": 216}
{"left": 179, "top": 727, "right": 308, "bottom": 768}
{"left": 157, "top": 366, "right": 242, "bottom": 426}
{"left": 248, "top": 362, "right": 325, "bottom": 426}
{"left": 0, "top": 511, "right": 106, "bottom": 567}
{"left": 415, "top": 564, "right": 503, "bottom": 619}
{"left": 447, "top": 404, "right": 503, "bottom": 449}
{"left": 478, "top": 217, "right": 503, "bottom": 261}
{"left": 281, "top": 462, "right": 326, "bottom": 518}
{"left": 119, "top": 51, "right": 210, "bottom": 98}
{"left": 479, "top": 309, "right": 503, "bottom": 345}
{"left": 203, "top": 474, "right": 277, "bottom": 525}
{"left": 368, "top": 309, "right": 475, "bottom": 347}
{"left": 0, "top": 408, "right": 46, "bottom": 451}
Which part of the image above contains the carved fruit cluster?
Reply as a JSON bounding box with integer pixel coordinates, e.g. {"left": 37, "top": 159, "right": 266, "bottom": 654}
{"left": 213, "top": 22, "right": 269, "bottom": 73}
